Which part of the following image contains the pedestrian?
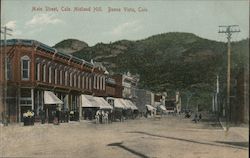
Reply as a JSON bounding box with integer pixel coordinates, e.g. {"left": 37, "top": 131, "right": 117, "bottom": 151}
{"left": 108, "top": 110, "right": 112, "bottom": 123}
{"left": 194, "top": 113, "right": 198, "bottom": 123}
{"left": 199, "top": 113, "right": 202, "bottom": 121}
{"left": 99, "top": 112, "right": 103, "bottom": 124}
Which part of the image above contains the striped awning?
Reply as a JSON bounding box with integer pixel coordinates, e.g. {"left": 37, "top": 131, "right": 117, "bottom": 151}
{"left": 81, "top": 95, "right": 113, "bottom": 109}
{"left": 146, "top": 104, "right": 156, "bottom": 111}
{"left": 114, "top": 98, "right": 126, "bottom": 109}
{"left": 44, "top": 91, "right": 63, "bottom": 105}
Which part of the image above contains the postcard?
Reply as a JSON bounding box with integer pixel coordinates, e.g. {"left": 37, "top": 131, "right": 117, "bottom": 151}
{"left": 0, "top": 0, "right": 249, "bottom": 158}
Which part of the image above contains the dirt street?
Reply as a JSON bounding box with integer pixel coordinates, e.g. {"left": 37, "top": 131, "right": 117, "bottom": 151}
{"left": 0, "top": 115, "right": 248, "bottom": 158}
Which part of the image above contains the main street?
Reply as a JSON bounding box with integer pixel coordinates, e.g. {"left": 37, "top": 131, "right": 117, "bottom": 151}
{"left": 0, "top": 115, "right": 248, "bottom": 158}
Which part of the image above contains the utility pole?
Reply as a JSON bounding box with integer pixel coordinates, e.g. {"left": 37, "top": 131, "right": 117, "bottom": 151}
{"left": 218, "top": 25, "right": 240, "bottom": 131}
{"left": 1, "top": 26, "right": 12, "bottom": 126}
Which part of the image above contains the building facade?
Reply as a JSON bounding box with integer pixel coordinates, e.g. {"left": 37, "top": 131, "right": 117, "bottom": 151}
{"left": 134, "top": 89, "right": 154, "bottom": 112}
{"left": 0, "top": 39, "right": 106, "bottom": 123}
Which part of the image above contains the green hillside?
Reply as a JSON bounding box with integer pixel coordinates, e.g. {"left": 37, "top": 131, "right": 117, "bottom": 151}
{"left": 56, "top": 32, "right": 249, "bottom": 110}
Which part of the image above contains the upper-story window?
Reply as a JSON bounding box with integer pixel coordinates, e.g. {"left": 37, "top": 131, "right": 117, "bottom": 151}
{"left": 103, "top": 76, "right": 106, "bottom": 90}
{"left": 82, "top": 75, "right": 85, "bottom": 89}
{"left": 54, "top": 68, "right": 58, "bottom": 84}
{"left": 65, "top": 71, "right": 68, "bottom": 86}
{"left": 7, "top": 57, "right": 12, "bottom": 80}
{"left": 86, "top": 76, "right": 89, "bottom": 89}
{"left": 35, "top": 63, "right": 40, "bottom": 81}
{"left": 100, "top": 76, "right": 103, "bottom": 90}
{"left": 60, "top": 70, "right": 63, "bottom": 85}
{"left": 94, "top": 75, "right": 96, "bottom": 89}
{"left": 49, "top": 66, "right": 52, "bottom": 83}
{"left": 43, "top": 64, "right": 46, "bottom": 82}
{"left": 89, "top": 77, "right": 92, "bottom": 90}
{"left": 70, "top": 72, "right": 73, "bottom": 86}
{"left": 97, "top": 76, "right": 99, "bottom": 90}
{"left": 78, "top": 75, "right": 81, "bottom": 89}
{"left": 74, "top": 74, "right": 77, "bottom": 87}
{"left": 21, "top": 56, "right": 30, "bottom": 80}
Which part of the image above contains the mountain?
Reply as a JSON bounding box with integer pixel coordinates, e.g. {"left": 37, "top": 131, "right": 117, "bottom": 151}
{"left": 53, "top": 39, "right": 88, "bottom": 54}
{"left": 58, "top": 32, "right": 249, "bottom": 109}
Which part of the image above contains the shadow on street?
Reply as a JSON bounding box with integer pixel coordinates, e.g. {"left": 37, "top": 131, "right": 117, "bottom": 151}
{"left": 214, "top": 141, "right": 249, "bottom": 148}
{"left": 107, "top": 142, "right": 150, "bottom": 158}
{"left": 127, "top": 131, "right": 248, "bottom": 150}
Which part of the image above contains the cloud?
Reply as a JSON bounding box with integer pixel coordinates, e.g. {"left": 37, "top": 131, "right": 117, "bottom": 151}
{"left": 4, "top": 20, "right": 22, "bottom": 37}
{"left": 25, "top": 14, "right": 63, "bottom": 27}
{"left": 5, "top": 21, "right": 17, "bottom": 29}
{"left": 111, "top": 20, "right": 142, "bottom": 36}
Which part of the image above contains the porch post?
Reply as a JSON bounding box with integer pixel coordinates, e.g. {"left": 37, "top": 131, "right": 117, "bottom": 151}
{"left": 31, "top": 88, "right": 34, "bottom": 110}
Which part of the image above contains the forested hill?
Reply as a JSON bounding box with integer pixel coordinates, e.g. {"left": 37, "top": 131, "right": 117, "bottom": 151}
{"left": 55, "top": 32, "right": 249, "bottom": 108}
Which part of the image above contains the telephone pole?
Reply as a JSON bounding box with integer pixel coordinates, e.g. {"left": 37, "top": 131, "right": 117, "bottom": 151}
{"left": 1, "top": 26, "right": 12, "bottom": 126}
{"left": 218, "top": 25, "right": 240, "bottom": 131}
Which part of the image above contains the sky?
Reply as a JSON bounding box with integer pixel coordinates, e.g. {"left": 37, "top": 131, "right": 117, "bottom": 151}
{"left": 1, "top": 0, "right": 249, "bottom": 46}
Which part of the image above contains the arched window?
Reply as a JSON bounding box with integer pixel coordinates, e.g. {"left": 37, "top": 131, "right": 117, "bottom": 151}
{"left": 97, "top": 75, "right": 99, "bottom": 90}
{"left": 78, "top": 74, "right": 81, "bottom": 88}
{"left": 60, "top": 70, "right": 63, "bottom": 85}
{"left": 49, "top": 66, "right": 52, "bottom": 83}
{"left": 82, "top": 74, "right": 85, "bottom": 89}
{"left": 102, "top": 77, "right": 106, "bottom": 90}
{"left": 93, "top": 75, "right": 96, "bottom": 89}
{"left": 35, "top": 63, "right": 40, "bottom": 81}
{"left": 89, "top": 77, "right": 92, "bottom": 90}
{"left": 43, "top": 64, "right": 47, "bottom": 82}
{"left": 86, "top": 76, "right": 89, "bottom": 89}
{"left": 74, "top": 74, "right": 77, "bottom": 87}
{"left": 54, "top": 68, "right": 58, "bottom": 84}
{"left": 70, "top": 72, "right": 73, "bottom": 86}
{"left": 100, "top": 76, "right": 103, "bottom": 90}
{"left": 7, "top": 57, "right": 12, "bottom": 80}
{"left": 65, "top": 71, "right": 68, "bottom": 86}
{"left": 21, "top": 56, "right": 30, "bottom": 80}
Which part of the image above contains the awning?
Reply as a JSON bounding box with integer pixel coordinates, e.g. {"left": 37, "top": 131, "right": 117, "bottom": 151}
{"left": 81, "top": 95, "right": 113, "bottom": 109}
{"left": 159, "top": 105, "right": 167, "bottom": 111}
{"left": 81, "top": 95, "right": 99, "bottom": 108}
{"left": 81, "top": 95, "right": 97, "bottom": 108}
{"left": 44, "top": 91, "right": 63, "bottom": 105}
{"left": 95, "top": 97, "right": 113, "bottom": 109}
{"left": 124, "top": 100, "right": 138, "bottom": 110}
{"left": 146, "top": 104, "right": 156, "bottom": 111}
{"left": 119, "top": 99, "right": 131, "bottom": 109}
{"left": 114, "top": 98, "right": 126, "bottom": 109}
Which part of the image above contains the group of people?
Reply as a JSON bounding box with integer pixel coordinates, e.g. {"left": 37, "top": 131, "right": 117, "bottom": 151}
{"left": 95, "top": 110, "right": 114, "bottom": 124}
{"left": 193, "top": 113, "right": 202, "bottom": 123}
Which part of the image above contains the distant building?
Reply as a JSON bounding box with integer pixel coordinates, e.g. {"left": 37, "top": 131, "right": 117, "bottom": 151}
{"left": 122, "top": 72, "right": 139, "bottom": 100}
{"left": 165, "top": 92, "right": 181, "bottom": 113}
{"left": 135, "top": 89, "right": 154, "bottom": 112}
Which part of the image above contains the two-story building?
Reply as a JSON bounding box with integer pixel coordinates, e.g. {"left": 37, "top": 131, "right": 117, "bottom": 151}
{"left": 0, "top": 39, "right": 106, "bottom": 123}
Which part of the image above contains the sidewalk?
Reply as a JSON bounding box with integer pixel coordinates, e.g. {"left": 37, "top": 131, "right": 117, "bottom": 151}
{"left": 219, "top": 117, "right": 249, "bottom": 141}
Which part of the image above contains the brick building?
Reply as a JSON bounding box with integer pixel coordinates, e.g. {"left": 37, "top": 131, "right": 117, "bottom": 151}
{"left": 0, "top": 39, "right": 107, "bottom": 123}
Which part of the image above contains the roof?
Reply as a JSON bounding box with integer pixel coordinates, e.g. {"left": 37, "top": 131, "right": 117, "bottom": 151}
{"left": 1, "top": 39, "right": 93, "bottom": 68}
